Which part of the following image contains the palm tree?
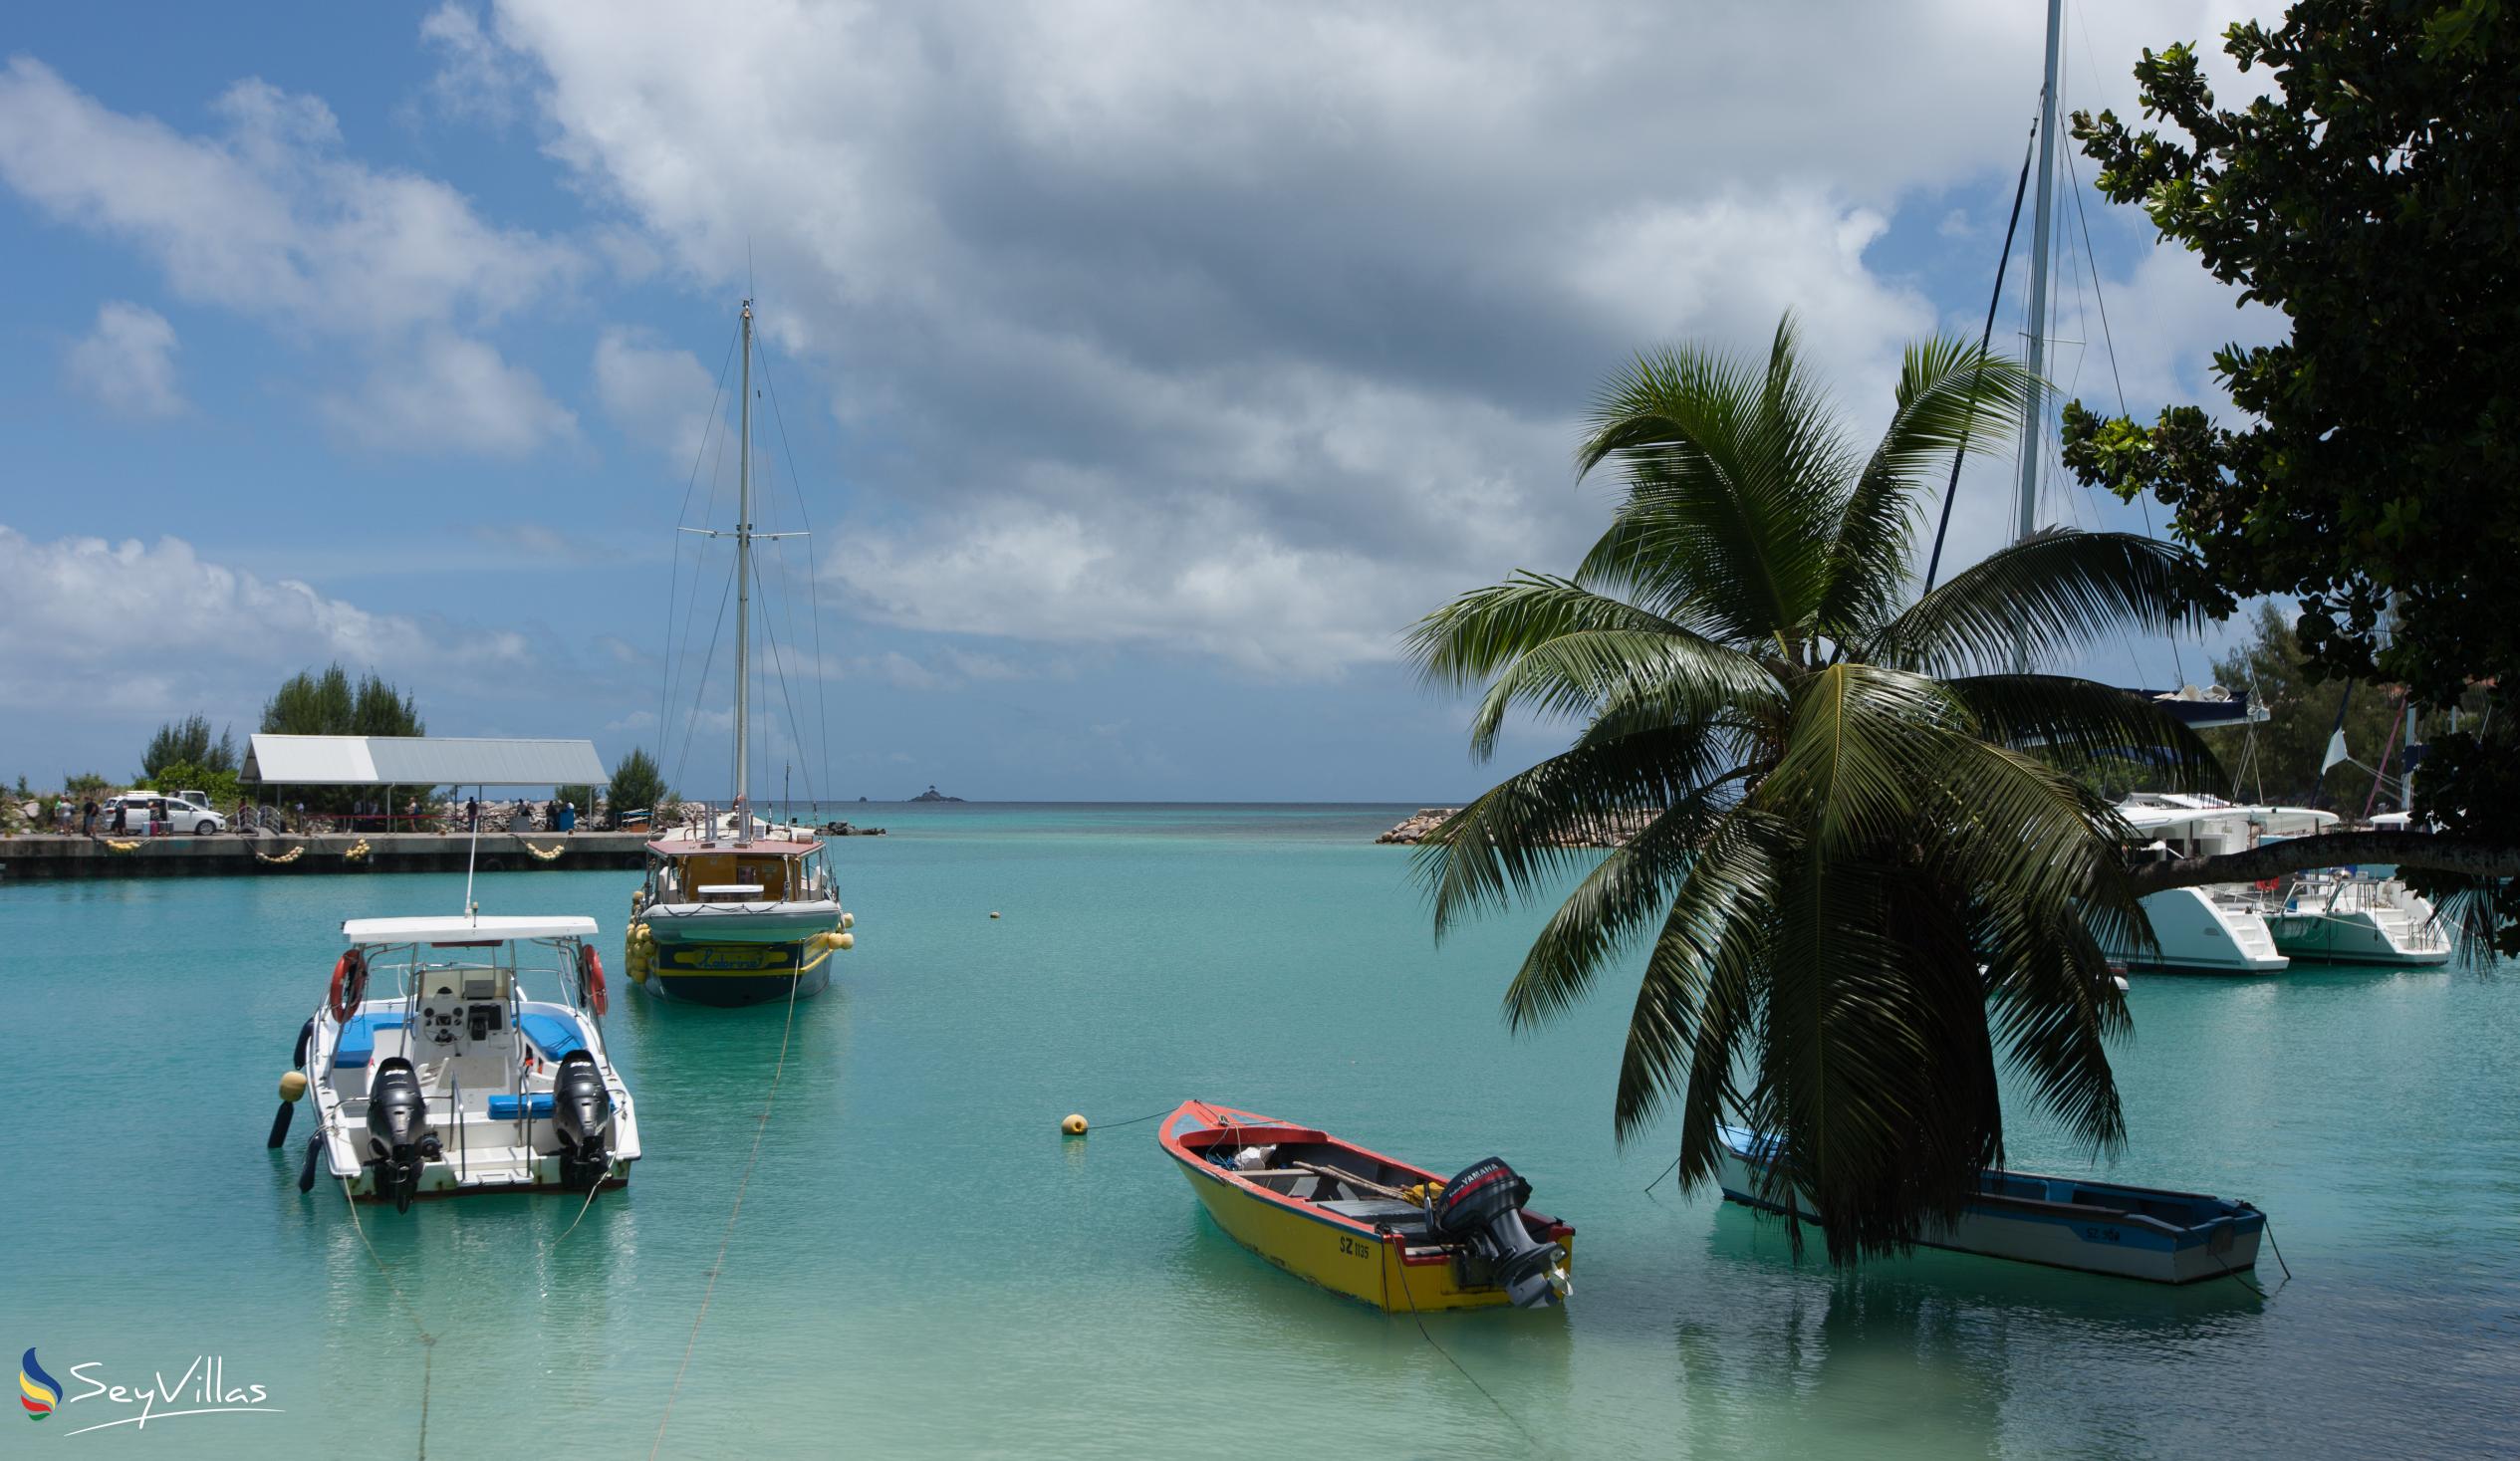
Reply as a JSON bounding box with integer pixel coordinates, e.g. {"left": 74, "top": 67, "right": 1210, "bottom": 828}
{"left": 1409, "top": 318, "right": 2215, "bottom": 1260}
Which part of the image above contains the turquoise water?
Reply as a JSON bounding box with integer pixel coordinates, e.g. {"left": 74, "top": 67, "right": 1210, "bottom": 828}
{"left": 3, "top": 803, "right": 2514, "bottom": 1458}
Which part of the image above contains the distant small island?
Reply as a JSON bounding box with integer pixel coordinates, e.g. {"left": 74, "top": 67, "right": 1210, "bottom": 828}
{"left": 909, "top": 785, "right": 964, "bottom": 803}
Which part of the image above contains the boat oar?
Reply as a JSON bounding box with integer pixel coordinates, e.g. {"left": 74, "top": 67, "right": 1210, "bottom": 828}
{"left": 267, "top": 1020, "right": 314, "bottom": 1148}
{"left": 1291, "top": 1159, "right": 1418, "bottom": 1203}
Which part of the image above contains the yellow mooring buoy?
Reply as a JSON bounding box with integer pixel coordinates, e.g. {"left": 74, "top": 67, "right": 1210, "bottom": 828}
{"left": 280, "top": 1070, "right": 308, "bottom": 1101}
{"left": 1061, "top": 1113, "right": 1089, "bottom": 1136}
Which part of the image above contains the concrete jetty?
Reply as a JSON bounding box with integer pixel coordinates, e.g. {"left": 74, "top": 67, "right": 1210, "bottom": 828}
{"left": 0, "top": 832, "right": 652, "bottom": 881}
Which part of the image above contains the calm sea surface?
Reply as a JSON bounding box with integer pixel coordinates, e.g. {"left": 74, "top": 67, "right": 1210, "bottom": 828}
{"left": 2, "top": 803, "right": 2513, "bottom": 1458}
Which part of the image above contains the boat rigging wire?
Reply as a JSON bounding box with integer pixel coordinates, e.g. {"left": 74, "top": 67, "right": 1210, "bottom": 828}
{"left": 753, "top": 341, "right": 838, "bottom": 813}
{"left": 649, "top": 946, "right": 811, "bottom": 1459}
{"left": 1923, "top": 115, "right": 2039, "bottom": 595}
{"left": 2062, "top": 128, "right": 2186, "bottom": 689}
{"left": 657, "top": 322, "right": 741, "bottom": 772}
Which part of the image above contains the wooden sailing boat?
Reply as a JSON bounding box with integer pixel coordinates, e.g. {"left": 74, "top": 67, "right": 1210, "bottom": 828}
{"left": 627, "top": 300, "right": 853, "bottom": 1006}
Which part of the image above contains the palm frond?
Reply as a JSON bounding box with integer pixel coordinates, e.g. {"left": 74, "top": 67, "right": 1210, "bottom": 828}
{"left": 1415, "top": 722, "right": 1732, "bottom": 938}
{"left": 1573, "top": 319, "right": 1849, "bottom": 640}
{"left": 1941, "top": 673, "right": 2220, "bottom": 794}
{"left": 1817, "top": 340, "right": 2036, "bottom": 634}
{"left": 1462, "top": 627, "right": 1775, "bottom": 762}
{"left": 1408, "top": 574, "right": 1692, "bottom": 690}
{"left": 1870, "top": 529, "right": 2206, "bottom": 676}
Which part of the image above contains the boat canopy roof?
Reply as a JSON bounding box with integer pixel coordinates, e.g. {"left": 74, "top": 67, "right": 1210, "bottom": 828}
{"left": 343, "top": 914, "right": 600, "bottom": 944}
{"left": 646, "top": 836, "right": 823, "bottom": 856}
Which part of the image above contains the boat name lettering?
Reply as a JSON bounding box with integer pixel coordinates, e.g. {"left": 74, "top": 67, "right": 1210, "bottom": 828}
{"left": 2083, "top": 1226, "right": 2123, "bottom": 1244}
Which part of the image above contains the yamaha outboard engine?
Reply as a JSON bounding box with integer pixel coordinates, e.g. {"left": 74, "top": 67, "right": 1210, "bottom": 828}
{"left": 1429, "top": 1156, "right": 1570, "bottom": 1308}
{"left": 550, "top": 1050, "right": 615, "bottom": 1191}
{"left": 365, "top": 1057, "right": 431, "bottom": 1213}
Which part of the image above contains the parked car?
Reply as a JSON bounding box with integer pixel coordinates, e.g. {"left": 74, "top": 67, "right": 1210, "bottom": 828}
{"left": 102, "top": 793, "right": 226, "bottom": 836}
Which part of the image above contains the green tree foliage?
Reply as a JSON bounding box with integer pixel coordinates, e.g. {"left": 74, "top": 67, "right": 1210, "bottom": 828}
{"left": 1411, "top": 319, "right": 2217, "bottom": 1261}
{"left": 2062, "top": 0, "right": 2520, "bottom": 938}
{"left": 140, "top": 713, "right": 237, "bottom": 779}
{"left": 142, "top": 762, "right": 243, "bottom": 811}
{"left": 2197, "top": 603, "right": 2476, "bottom": 811}
{"left": 260, "top": 664, "right": 425, "bottom": 738}
{"left": 605, "top": 747, "right": 669, "bottom": 822}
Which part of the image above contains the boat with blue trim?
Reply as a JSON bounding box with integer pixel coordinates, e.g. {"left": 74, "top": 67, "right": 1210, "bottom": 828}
{"left": 280, "top": 914, "right": 640, "bottom": 1210}
{"left": 1713, "top": 1125, "right": 2261, "bottom": 1284}
{"left": 1160, "top": 1100, "right": 1573, "bottom": 1311}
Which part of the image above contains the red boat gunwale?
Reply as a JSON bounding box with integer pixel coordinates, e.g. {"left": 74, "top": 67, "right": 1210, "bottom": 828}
{"left": 1157, "top": 1099, "right": 1574, "bottom": 1248}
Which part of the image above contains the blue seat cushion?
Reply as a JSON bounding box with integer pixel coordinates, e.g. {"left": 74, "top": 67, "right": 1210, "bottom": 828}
{"left": 517, "top": 1012, "right": 586, "bottom": 1060}
{"left": 487, "top": 1093, "right": 556, "bottom": 1119}
{"left": 334, "top": 1014, "right": 406, "bottom": 1068}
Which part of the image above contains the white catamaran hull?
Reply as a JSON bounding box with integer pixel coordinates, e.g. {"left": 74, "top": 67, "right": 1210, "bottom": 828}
{"left": 2111, "top": 886, "right": 2289, "bottom": 974}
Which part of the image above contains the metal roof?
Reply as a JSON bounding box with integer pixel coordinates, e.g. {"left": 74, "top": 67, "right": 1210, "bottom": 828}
{"left": 343, "top": 915, "right": 601, "bottom": 943}
{"left": 245, "top": 735, "right": 609, "bottom": 787}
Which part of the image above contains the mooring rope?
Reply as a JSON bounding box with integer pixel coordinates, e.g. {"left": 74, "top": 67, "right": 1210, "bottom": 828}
{"left": 1389, "top": 1248, "right": 1547, "bottom": 1455}
{"left": 649, "top": 958, "right": 809, "bottom": 1458}
{"left": 338, "top": 1176, "right": 437, "bottom": 1458}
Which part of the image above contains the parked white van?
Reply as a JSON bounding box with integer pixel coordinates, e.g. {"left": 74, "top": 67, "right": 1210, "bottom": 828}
{"left": 102, "top": 793, "right": 226, "bottom": 835}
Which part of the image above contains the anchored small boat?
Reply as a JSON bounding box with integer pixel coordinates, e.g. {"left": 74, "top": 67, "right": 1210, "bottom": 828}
{"left": 2262, "top": 869, "right": 2452, "bottom": 966}
{"left": 273, "top": 914, "right": 640, "bottom": 1210}
{"left": 1714, "top": 1126, "right": 2261, "bottom": 1284}
{"left": 1159, "top": 1100, "right": 1572, "bottom": 1311}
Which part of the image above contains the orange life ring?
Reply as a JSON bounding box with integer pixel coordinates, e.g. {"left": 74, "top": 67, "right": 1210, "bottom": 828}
{"left": 329, "top": 948, "right": 369, "bottom": 1021}
{"left": 577, "top": 944, "right": 609, "bottom": 1017}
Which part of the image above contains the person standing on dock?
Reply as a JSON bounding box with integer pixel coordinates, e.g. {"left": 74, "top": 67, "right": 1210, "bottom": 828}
{"left": 79, "top": 797, "right": 96, "bottom": 837}
{"left": 465, "top": 795, "right": 479, "bottom": 833}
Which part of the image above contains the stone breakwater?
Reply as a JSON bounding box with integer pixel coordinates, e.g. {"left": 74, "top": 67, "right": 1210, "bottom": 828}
{"left": 1375, "top": 808, "right": 1656, "bottom": 848}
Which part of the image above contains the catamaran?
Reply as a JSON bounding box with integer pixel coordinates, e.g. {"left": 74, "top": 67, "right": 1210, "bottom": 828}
{"left": 275, "top": 914, "right": 639, "bottom": 1209}
{"left": 627, "top": 299, "right": 853, "bottom": 1005}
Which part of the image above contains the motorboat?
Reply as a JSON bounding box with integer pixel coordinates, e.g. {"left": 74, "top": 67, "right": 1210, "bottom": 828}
{"left": 275, "top": 914, "right": 639, "bottom": 1210}
{"left": 1713, "top": 1126, "right": 2263, "bottom": 1284}
{"left": 1159, "top": 1100, "right": 1573, "bottom": 1312}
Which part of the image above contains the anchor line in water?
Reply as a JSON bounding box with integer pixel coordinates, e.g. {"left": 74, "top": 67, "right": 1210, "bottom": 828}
{"left": 1388, "top": 1235, "right": 1547, "bottom": 1456}
{"left": 650, "top": 946, "right": 810, "bottom": 1459}
{"left": 338, "top": 1176, "right": 437, "bottom": 1458}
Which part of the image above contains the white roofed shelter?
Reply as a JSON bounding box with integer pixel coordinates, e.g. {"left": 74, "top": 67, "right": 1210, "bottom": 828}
{"left": 244, "top": 735, "right": 610, "bottom": 789}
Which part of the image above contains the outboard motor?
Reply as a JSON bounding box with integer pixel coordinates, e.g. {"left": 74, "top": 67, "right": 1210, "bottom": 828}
{"left": 1428, "top": 1156, "right": 1570, "bottom": 1308}
{"left": 365, "top": 1057, "right": 431, "bottom": 1213}
{"left": 550, "top": 1050, "right": 615, "bottom": 1191}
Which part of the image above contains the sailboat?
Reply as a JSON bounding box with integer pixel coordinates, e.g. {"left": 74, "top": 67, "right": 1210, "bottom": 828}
{"left": 627, "top": 300, "right": 854, "bottom": 1006}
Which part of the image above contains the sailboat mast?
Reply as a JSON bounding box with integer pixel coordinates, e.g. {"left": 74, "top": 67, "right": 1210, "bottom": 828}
{"left": 2015, "top": 0, "right": 2062, "bottom": 553}
{"left": 735, "top": 300, "right": 754, "bottom": 824}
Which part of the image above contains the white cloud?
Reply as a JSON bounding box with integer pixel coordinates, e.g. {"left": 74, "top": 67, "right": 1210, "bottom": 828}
{"left": 416, "top": 3, "right": 532, "bottom": 127}
{"left": 459, "top": 0, "right": 2284, "bottom": 671}
{"left": 66, "top": 301, "right": 185, "bottom": 418}
{"left": 321, "top": 332, "right": 577, "bottom": 456}
{"left": 0, "top": 525, "right": 530, "bottom": 714}
{"left": 593, "top": 326, "right": 714, "bottom": 470}
{"left": 0, "top": 56, "right": 579, "bottom": 455}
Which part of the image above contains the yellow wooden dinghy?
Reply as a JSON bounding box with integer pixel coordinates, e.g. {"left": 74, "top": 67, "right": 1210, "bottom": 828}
{"left": 1160, "top": 1099, "right": 1573, "bottom": 1312}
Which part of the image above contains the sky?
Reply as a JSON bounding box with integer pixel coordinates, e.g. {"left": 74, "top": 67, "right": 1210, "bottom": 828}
{"left": 0, "top": 1, "right": 2284, "bottom": 803}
